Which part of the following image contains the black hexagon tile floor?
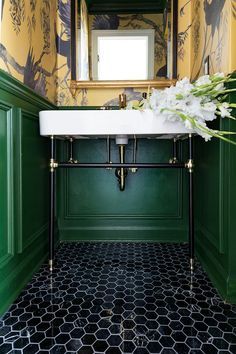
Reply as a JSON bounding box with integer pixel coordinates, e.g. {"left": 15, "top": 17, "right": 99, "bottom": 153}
{"left": 0, "top": 242, "right": 236, "bottom": 354}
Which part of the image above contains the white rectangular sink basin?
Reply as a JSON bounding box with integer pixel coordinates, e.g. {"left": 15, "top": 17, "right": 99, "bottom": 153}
{"left": 39, "top": 109, "right": 192, "bottom": 138}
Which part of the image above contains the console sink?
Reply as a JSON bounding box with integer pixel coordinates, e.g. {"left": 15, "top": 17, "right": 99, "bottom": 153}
{"left": 39, "top": 109, "right": 192, "bottom": 138}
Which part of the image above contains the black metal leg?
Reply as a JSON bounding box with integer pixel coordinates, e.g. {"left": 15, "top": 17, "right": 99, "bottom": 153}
{"left": 173, "top": 138, "right": 177, "bottom": 160}
{"left": 49, "top": 136, "right": 56, "bottom": 272}
{"left": 187, "top": 134, "right": 194, "bottom": 271}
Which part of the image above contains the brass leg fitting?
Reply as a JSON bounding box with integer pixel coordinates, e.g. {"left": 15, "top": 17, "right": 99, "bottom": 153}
{"left": 50, "top": 159, "right": 58, "bottom": 172}
{"left": 185, "top": 159, "right": 194, "bottom": 173}
{"left": 169, "top": 157, "right": 178, "bottom": 164}
{"left": 106, "top": 161, "right": 113, "bottom": 170}
{"left": 49, "top": 259, "right": 53, "bottom": 272}
{"left": 68, "top": 158, "right": 78, "bottom": 164}
{"left": 190, "top": 258, "right": 194, "bottom": 272}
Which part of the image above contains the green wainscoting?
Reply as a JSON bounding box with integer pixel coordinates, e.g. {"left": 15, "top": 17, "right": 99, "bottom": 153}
{"left": 195, "top": 87, "right": 236, "bottom": 303}
{"left": 57, "top": 128, "right": 189, "bottom": 242}
{"left": 0, "top": 70, "right": 56, "bottom": 315}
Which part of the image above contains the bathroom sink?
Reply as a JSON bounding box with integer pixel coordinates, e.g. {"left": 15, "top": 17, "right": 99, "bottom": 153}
{"left": 39, "top": 109, "right": 192, "bottom": 138}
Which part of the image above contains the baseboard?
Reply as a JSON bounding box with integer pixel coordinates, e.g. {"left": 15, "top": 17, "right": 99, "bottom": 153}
{"left": 196, "top": 234, "right": 229, "bottom": 302}
{"left": 60, "top": 228, "right": 188, "bottom": 242}
{"left": 0, "top": 240, "right": 47, "bottom": 316}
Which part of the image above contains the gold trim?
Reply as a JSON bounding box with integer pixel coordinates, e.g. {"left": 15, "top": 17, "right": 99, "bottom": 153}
{"left": 190, "top": 258, "right": 194, "bottom": 272}
{"left": 169, "top": 157, "right": 178, "bottom": 164}
{"left": 185, "top": 159, "right": 194, "bottom": 173}
{"left": 49, "top": 259, "right": 53, "bottom": 272}
{"left": 70, "top": 79, "right": 176, "bottom": 90}
{"left": 69, "top": 86, "right": 78, "bottom": 99}
{"left": 50, "top": 159, "right": 58, "bottom": 171}
{"left": 68, "top": 159, "right": 78, "bottom": 164}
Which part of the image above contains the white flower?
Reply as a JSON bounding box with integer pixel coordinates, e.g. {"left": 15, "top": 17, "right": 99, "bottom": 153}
{"left": 195, "top": 75, "right": 211, "bottom": 86}
{"left": 218, "top": 102, "right": 232, "bottom": 118}
{"left": 200, "top": 101, "right": 217, "bottom": 121}
{"left": 194, "top": 122, "right": 213, "bottom": 141}
{"left": 144, "top": 73, "right": 233, "bottom": 143}
{"left": 176, "top": 77, "right": 194, "bottom": 94}
{"left": 213, "top": 72, "right": 225, "bottom": 80}
{"left": 215, "top": 83, "right": 224, "bottom": 91}
{"left": 196, "top": 128, "right": 212, "bottom": 141}
{"left": 184, "top": 119, "right": 193, "bottom": 130}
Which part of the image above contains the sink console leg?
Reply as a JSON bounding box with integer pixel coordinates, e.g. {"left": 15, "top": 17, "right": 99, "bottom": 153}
{"left": 186, "top": 134, "right": 194, "bottom": 272}
{"left": 49, "top": 136, "right": 57, "bottom": 272}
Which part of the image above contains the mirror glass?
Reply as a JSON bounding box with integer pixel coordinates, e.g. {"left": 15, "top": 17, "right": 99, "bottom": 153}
{"left": 72, "top": 0, "right": 177, "bottom": 82}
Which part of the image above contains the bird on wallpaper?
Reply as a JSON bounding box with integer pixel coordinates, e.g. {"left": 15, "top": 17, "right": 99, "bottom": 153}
{"left": 233, "top": 0, "right": 236, "bottom": 20}
{"left": 23, "top": 48, "right": 47, "bottom": 97}
{"left": 204, "top": 0, "right": 226, "bottom": 71}
{"left": 92, "top": 14, "right": 120, "bottom": 30}
{"left": 204, "top": 0, "right": 226, "bottom": 38}
{"left": 1, "top": 0, "right": 5, "bottom": 20}
{"left": 190, "top": 0, "right": 226, "bottom": 81}
{"left": 0, "top": 43, "right": 50, "bottom": 96}
{"left": 56, "top": 0, "right": 71, "bottom": 71}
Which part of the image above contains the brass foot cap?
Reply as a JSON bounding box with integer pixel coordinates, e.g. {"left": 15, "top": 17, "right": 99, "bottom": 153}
{"left": 49, "top": 259, "right": 53, "bottom": 272}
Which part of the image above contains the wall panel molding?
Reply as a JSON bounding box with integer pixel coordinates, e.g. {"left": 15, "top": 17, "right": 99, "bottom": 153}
{"left": 15, "top": 108, "right": 46, "bottom": 253}
{"left": 64, "top": 169, "right": 184, "bottom": 220}
{"left": 59, "top": 227, "right": 188, "bottom": 242}
{"left": 0, "top": 102, "right": 14, "bottom": 268}
{"left": 218, "top": 118, "right": 231, "bottom": 255}
{"left": 196, "top": 233, "right": 228, "bottom": 301}
{"left": 0, "top": 70, "right": 56, "bottom": 315}
{"left": 58, "top": 135, "right": 188, "bottom": 241}
{"left": 195, "top": 85, "right": 236, "bottom": 303}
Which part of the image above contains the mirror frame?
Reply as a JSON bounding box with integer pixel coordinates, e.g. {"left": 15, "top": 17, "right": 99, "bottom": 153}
{"left": 71, "top": 0, "right": 178, "bottom": 89}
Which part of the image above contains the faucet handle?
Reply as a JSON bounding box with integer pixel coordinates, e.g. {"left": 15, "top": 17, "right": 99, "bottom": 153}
{"left": 119, "top": 93, "right": 127, "bottom": 109}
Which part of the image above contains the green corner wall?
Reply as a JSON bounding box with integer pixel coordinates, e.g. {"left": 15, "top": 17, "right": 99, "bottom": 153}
{"left": 0, "top": 70, "right": 56, "bottom": 315}
{"left": 195, "top": 86, "right": 236, "bottom": 303}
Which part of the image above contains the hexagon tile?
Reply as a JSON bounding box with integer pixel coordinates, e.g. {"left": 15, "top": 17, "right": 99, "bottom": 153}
{"left": 0, "top": 242, "right": 236, "bottom": 354}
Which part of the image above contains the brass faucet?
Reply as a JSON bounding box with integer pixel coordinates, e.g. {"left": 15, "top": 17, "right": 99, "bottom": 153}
{"left": 119, "top": 93, "right": 127, "bottom": 109}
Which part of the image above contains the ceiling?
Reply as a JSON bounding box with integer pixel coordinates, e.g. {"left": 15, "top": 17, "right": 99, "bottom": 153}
{"left": 83, "top": 0, "right": 168, "bottom": 14}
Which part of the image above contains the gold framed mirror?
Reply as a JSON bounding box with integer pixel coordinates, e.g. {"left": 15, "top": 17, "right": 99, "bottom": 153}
{"left": 71, "top": 0, "right": 178, "bottom": 89}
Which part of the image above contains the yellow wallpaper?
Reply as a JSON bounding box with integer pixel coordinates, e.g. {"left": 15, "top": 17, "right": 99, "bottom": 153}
{"left": 57, "top": 0, "right": 236, "bottom": 107}
{"left": 0, "top": 0, "right": 58, "bottom": 103}
{"left": 229, "top": 0, "right": 236, "bottom": 72}
{"left": 178, "top": 0, "right": 236, "bottom": 79}
{"left": 177, "top": 0, "right": 192, "bottom": 78}
{"left": 0, "top": 0, "right": 235, "bottom": 105}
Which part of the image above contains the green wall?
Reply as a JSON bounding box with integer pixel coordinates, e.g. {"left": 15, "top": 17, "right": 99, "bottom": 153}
{"left": 57, "top": 128, "right": 189, "bottom": 241}
{"left": 0, "top": 70, "right": 56, "bottom": 315}
{"left": 195, "top": 87, "right": 236, "bottom": 303}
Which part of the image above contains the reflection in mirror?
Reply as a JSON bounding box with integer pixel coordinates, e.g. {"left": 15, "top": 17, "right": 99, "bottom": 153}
{"left": 92, "top": 29, "right": 155, "bottom": 80}
{"left": 72, "top": 0, "right": 178, "bottom": 82}
{"left": 80, "top": 0, "right": 89, "bottom": 80}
